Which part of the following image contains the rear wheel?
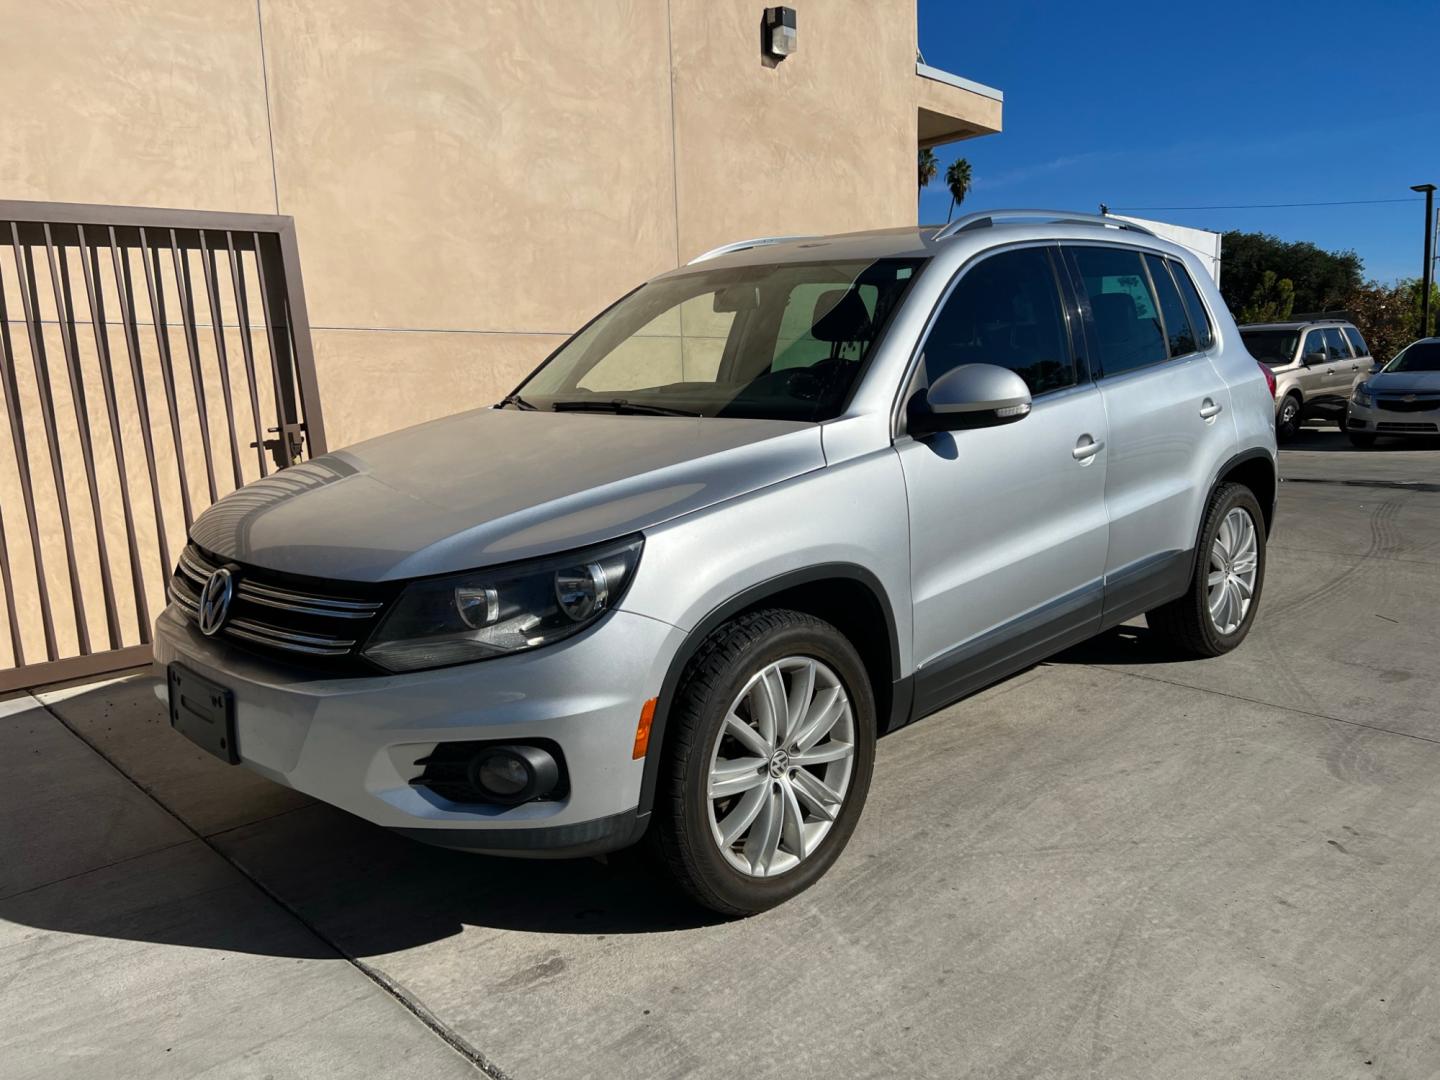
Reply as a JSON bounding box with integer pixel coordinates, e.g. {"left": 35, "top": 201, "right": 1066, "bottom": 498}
{"left": 1276, "top": 393, "right": 1302, "bottom": 439}
{"left": 1147, "top": 483, "right": 1266, "bottom": 657}
{"left": 1348, "top": 431, "right": 1377, "bottom": 448}
{"left": 652, "top": 609, "right": 876, "bottom": 916}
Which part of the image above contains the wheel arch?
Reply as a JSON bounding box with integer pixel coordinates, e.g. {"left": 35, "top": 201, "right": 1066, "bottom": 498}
{"left": 1215, "top": 448, "right": 1277, "bottom": 536}
{"left": 636, "top": 564, "right": 903, "bottom": 819}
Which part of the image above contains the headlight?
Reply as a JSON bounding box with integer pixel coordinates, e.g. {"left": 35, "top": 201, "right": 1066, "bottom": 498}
{"left": 362, "top": 536, "right": 643, "bottom": 673}
{"left": 1352, "top": 383, "right": 1373, "bottom": 407}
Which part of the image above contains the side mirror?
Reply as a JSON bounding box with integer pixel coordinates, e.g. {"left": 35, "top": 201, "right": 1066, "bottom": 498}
{"left": 908, "top": 363, "right": 1032, "bottom": 435}
{"left": 1303, "top": 350, "right": 1327, "bottom": 366}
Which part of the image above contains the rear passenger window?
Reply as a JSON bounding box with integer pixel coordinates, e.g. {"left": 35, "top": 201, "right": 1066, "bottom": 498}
{"left": 1167, "top": 258, "right": 1214, "bottom": 351}
{"left": 1344, "top": 326, "right": 1369, "bottom": 357}
{"left": 1070, "top": 246, "right": 1167, "bottom": 375}
{"left": 1323, "top": 327, "right": 1352, "bottom": 360}
{"left": 922, "top": 247, "right": 1076, "bottom": 395}
{"left": 1144, "top": 254, "right": 1197, "bottom": 357}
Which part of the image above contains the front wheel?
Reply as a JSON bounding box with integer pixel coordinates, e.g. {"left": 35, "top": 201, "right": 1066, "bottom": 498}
{"left": 652, "top": 609, "right": 876, "bottom": 916}
{"left": 1276, "top": 393, "right": 1302, "bottom": 439}
{"left": 1147, "top": 483, "right": 1266, "bottom": 657}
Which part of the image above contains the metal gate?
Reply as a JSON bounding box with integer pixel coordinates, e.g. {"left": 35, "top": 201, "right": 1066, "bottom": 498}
{"left": 0, "top": 200, "right": 326, "bottom": 692}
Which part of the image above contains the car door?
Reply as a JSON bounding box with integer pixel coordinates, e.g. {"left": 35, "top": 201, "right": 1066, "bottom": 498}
{"left": 1323, "top": 326, "right": 1363, "bottom": 396}
{"left": 1062, "top": 244, "right": 1234, "bottom": 619}
{"left": 1297, "top": 328, "right": 1331, "bottom": 400}
{"left": 896, "top": 244, "right": 1109, "bottom": 714}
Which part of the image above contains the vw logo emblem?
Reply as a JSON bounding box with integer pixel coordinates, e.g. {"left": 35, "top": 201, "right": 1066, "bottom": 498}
{"left": 198, "top": 567, "right": 234, "bottom": 637}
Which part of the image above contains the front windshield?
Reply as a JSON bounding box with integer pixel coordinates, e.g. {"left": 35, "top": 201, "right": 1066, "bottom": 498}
{"left": 1383, "top": 340, "right": 1440, "bottom": 373}
{"left": 1240, "top": 329, "right": 1299, "bottom": 366}
{"left": 512, "top": 258, "right": 926, "bottom": 421}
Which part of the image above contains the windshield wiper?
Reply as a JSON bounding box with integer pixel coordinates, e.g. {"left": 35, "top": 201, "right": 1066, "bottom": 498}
{"left": 550, "top": 398, "right": 702, "bottom": 417}
{"left": 496, "top": 392, "right": 538, "bottom": 411}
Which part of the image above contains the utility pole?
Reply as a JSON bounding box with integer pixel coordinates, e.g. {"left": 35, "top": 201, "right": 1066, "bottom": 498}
{"left": 1412, "top": 184, "right": 1436, "bottom": 338}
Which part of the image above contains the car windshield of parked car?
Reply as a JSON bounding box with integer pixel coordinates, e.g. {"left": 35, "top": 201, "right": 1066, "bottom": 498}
{"left": 1240, "top": 329, "right": 1300, "bottom": 366}
{"left": 511, "top": 258, "right": 926, "bottom": 421}
{"left": 1383, "top": 341, "right": 1440, "bottom": 373}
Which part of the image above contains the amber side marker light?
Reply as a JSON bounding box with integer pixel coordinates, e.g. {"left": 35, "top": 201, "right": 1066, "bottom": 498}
{"left": 633, "top": 698, "right": 658, "bottom": 759}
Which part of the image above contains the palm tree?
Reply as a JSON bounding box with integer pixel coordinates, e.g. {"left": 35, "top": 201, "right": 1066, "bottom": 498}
{"left": 918, "top": 148, "right": 938, "bottom": 195}
{"left": 945, "top": 158, "right": 972, "bottom": 222}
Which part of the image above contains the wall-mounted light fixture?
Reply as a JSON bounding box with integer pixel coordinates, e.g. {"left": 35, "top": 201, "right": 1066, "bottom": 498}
{"left": 764, "top": 7, "right": 797, "bottom": 60}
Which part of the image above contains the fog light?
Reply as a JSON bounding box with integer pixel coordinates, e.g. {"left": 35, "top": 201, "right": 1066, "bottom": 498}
{"left": 467, "top": 745, "right": 560, "bottom": 804}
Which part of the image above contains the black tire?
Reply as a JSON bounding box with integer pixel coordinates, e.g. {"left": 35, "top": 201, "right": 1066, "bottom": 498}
{"left": 1146, "top": 483, "right": 1267, "bottom": 658}
{"left": 651, "top": 608, "right": 876, "bottom": 916}
{"left": 1276, "top": 393, "right": 1302, "bottom": 439}
{"left": 1348, "top": 431, "right": 1377, "bottom": 448}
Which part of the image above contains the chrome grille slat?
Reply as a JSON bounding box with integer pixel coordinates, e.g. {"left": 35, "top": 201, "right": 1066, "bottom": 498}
{"left": 168, "top": 541, "right": 386, "bottom": 663}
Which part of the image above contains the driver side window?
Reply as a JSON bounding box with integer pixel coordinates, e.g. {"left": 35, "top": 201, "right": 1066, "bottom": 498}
{"left": 922, "top": 246, "right": 1077, "bottom": 395}
{"left": 1301, "top": 329, "right": 1327, "bottom": 365}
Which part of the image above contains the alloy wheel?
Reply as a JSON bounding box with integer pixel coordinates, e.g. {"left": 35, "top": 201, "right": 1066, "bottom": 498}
{"left": 1208, "top": 506, "right": 1259, "bottom": 634}
{"left": 705, "top": 656, "right": 856, "bottom": 877}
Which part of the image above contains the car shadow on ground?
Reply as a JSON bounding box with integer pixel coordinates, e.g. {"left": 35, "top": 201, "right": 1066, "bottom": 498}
{"left": 1282, "top": 424, "right": 1440, "bottom": 453}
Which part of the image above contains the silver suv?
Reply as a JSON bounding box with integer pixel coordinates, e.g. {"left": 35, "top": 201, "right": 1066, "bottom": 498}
{"left": 1239, "top": 318, "right": 1373, "bottom": 437}
{"left": 156, "top": 210, "right": 1278, "bottom": 914}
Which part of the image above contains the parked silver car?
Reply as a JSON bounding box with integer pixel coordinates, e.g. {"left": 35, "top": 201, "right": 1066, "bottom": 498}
{"left": 155, "top": 210, "right": 1277, "bottom": 914}
{"left": 1346, "top": 337, "right": 1440, "bottom": 446}
{"left": 1240, "top": 318, "right": 1373, "bottom": 438}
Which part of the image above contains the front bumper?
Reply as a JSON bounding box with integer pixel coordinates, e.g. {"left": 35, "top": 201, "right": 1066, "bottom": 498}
{"left": 1346, "top": 400, "right": 1440, "bottom": 436}
{"left": 153, "top": 605, "right": 684, "bottom": 856}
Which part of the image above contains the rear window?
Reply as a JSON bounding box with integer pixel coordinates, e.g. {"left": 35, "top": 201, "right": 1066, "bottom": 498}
{"left": 1241, "top": 329, "right": 1299, "bottom": 366}
{"left": 1167, "top": 260, "right": 1214, "bottom": 350}
{"left": 1144, "top": 254, "right": 1197, "bottom": 357}
{"left": 1070, "top": 246, "right": 1167, "bottom": 375}
{"left": 1344, "top": 326, "right": 1369, "bottom": 357}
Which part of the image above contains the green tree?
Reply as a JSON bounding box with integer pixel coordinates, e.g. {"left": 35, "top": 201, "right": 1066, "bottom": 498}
{"left": 1220, "top": 231, "right": 1363, "bottom": 316}
{"left": 1406, "top": 277, "right": 1440, "bottom": 338}
{"left": 1237, "top": 270, "right": 1296, "bottom": 324}
{"left": 918, "top": 148, "right": 938, "bottom": 195}
{"left": 944, "top": 158, "right": 973, "bottom": 222}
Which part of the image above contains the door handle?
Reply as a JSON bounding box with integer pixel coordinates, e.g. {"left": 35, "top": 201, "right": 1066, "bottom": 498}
{"left": 1199, "top": 399, "right": 1224, "bottom": 420}
{"left": 1072, "top": 436, "right": 1103, "bottom": 461}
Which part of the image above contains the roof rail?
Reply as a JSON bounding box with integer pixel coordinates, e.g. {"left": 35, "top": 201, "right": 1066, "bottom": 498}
{"left": 687, "top": 235, "right": 816, "bottom": 265}
{"left": 933, "top": 209, "right": 1155, "bottom": 242}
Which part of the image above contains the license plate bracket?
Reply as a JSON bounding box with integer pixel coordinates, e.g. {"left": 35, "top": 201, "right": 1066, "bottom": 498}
{"left": 168, "top": 663, "right": 239, "bottom": 765}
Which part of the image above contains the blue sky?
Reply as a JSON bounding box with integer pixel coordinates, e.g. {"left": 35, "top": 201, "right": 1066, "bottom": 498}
{"left": 917, "top": 0, "right": 1440, "bottom": 284}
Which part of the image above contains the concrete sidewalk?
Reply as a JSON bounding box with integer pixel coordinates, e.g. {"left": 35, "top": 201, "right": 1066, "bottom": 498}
{"left": 4, "top": 429, "right": 1440, "bottom": 1079}
{"left": 0, "top": 693, "right": 480, "bottom": 1079}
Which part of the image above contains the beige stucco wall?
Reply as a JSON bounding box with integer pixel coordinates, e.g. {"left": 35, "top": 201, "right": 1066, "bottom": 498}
{"left": 0, "top": 0, "right": 999, "bottom": 448}
{"left": 0, "top": 0, "right": 999, "bottom": 669}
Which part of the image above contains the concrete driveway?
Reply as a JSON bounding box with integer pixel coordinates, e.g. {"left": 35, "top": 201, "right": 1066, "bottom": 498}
{"left": 4, "top": 428, "right": 1439, "bottom": 1079}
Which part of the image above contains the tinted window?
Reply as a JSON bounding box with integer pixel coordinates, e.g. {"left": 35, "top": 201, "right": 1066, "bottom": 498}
{"left": 1344, "top": 326, "right": 1369, "bottom": 357}
{"left": 1168, "top": 259, "right": 1214, "bottom": 350}
{"left": 922, "top": 247, "right": 1075, "bottom": 395}
{"left": 1145, "top": 254, "right": 1196, "bottom": 357}
{"left": 1323, "top": 327, "right": 1352, "bottom": 360}
{"left": 1301, "top": 330, "right": 1327, "bottom": 363}
{"left": 518, "top": 258, "right": 923, "bottom": 421}
{"left": 1384, "top": 341, "right": 1440, "bottom": 373}
{"left": 1071, "top": 246, "right": 1167, "bottom": 375}
{"left": 1241, "top": 329, "right": 1300, "bottom": 366}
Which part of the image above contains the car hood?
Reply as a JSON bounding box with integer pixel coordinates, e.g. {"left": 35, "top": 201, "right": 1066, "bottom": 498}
{"left": 1368, "top": 371, "right": 1440, "bottom": 393}
{"left": 190, "top": 408, "right": 824, "bottom": 581}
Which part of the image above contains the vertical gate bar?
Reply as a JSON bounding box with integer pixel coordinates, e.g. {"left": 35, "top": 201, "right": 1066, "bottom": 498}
{"left": 168, "top": 229, "right": 218, "bottom": 503}
{"left": 110, "top": 228, "right": 173, "bottom": 582}
{"left": 0, "top": 485, "right": 22, "bottom": 666}
{"left": 225, "top": 232, "right": 269, "bottom": 477}
{"left": 79, "top": 226, "right": 150, "bottom": 642}
{"left": 0, "top": 232, "right": 56, "bottom": 660}
{"left": 251, "top": 231, "right": 297, "bottom": 466}
{"left": 197, "top": 230, "right": 244, "bottom": 490}
{"left": 46, "top": 226, "right": 122, "bottom": 649}
{"left": 10, "top": 224, "right": 90, "bottom": 654}
{"left": 276, "top": 222, "right": 327, "bottom": 455}
{"left": 138, "top": 226, "right": 195, "bottom": 528}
